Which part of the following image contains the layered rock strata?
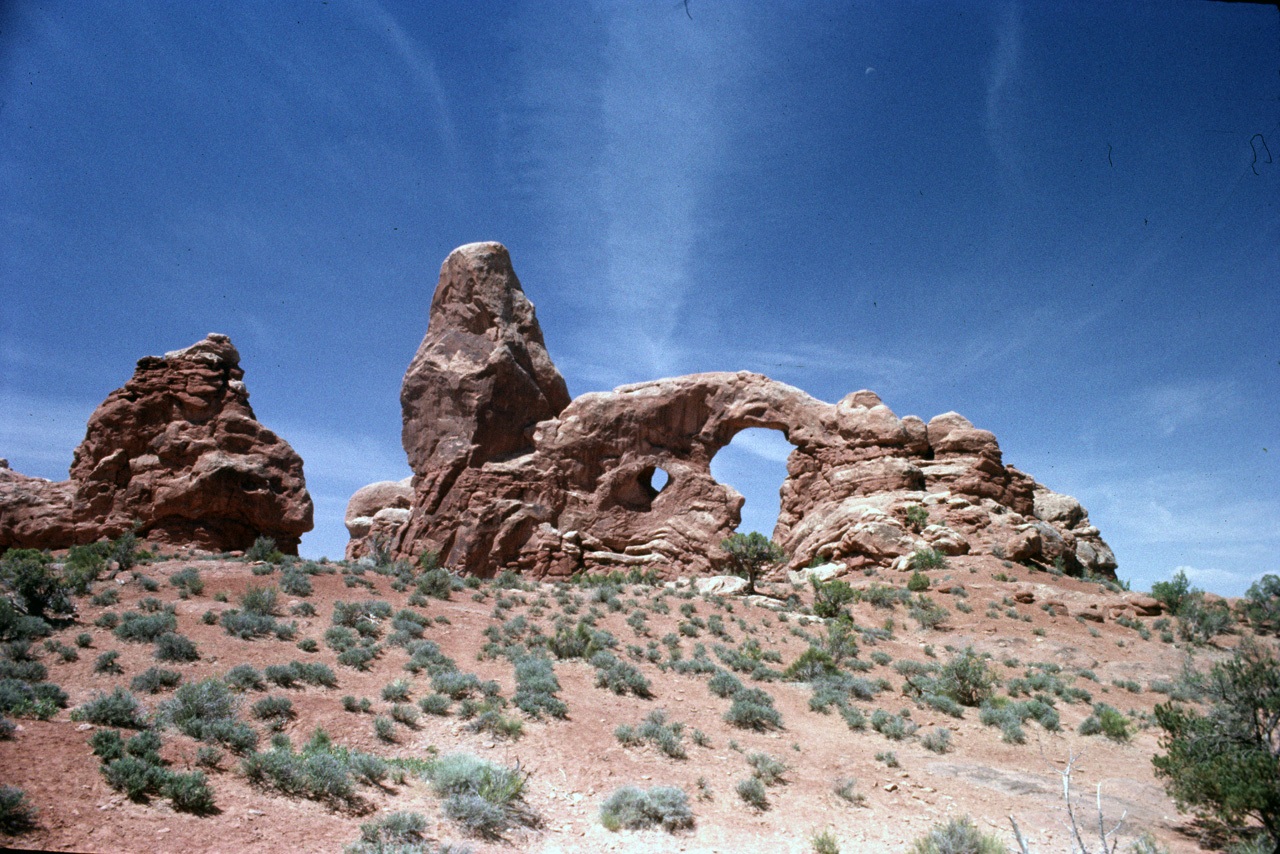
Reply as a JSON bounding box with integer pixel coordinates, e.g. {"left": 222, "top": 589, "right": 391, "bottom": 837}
{"left": 1, "top": 334, "right": 313, "bottom": 553}
{"left": 349, "top": 242, "right": 1117, "bottom": 582}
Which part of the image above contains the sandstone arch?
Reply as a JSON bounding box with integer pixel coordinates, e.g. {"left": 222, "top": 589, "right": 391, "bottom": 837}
{"left": 346, "top": 242, "right": 1116, "bottom": 582}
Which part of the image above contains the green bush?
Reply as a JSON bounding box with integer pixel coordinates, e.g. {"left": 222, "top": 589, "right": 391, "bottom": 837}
{"left": 418, "top": 693, "right": 450, "bottom": 716}
{"left": 935, "top": 647, "right": 997, "bottom": 706}
{"left": 591, "top": 651, "right": 652, "bottom": 697}
{"left": 131, "top": 667, "right": 182, "bottom": 694}
{"left": 252, "top": 695, "right": 295, "bottom": 722}
{"left": 746, "top": 752, "right": 788, "bottom": 786}
{"left": 102, "top": 754, "right": 164, "bottom": 800}
{"left": 163, "top": 678, "right": 257, "bottom": 752}
{"left": 245, "top": 536, "right": 283, "bottom": 564}
{"left": 1240, "top": 575, "right": 1280, "bottom": 635}
{"left": 71, "top": 687, "right": 146, "bottom": 728}
{"left": 163, "top": 770, "right": 215, "bottom": 814}
{"left": 426, "top": 753, "right": 536, "bottom": 839}
{"left": 169, "top": 567, "right": 204, "bottom": 597}
{"left": 921, "top": 727, "right": 953, "bottom": 754}
{"left": 599, "top": 785, "right": 694, "bottom": 832}
{"left": 724, "top": 693, "right": 783, "bottom": 731}
{"left": 908, "top": 548, "right": 946, "bottom": 571}
{"left": 512, "top": 655, "right": 567, "bottom": 719}
{"left": 907, "top": 570, "right": 932, "bottom": 592}
{"left": 239, "top": 584, "right": 280, "bottom": 616}
{"left": 113, "top": 611, "right": 177, "bottom": 643}
{"left": 224, "top": 664, "right": 265, "bottom": 692}
{"left": 1151, "top": 570, "right": 1193, "bottom": 614}
{"left": 1, "top": 552, "right": 71, "bottom": 619}
{"left": 907, "top": 815, "right": 1008, "bottom": 854}
{"left": 154, "top": 632, "right": 199, "bottom": 662}
{"left": 349, "top": 811, "right": 429, "bottom": 852}
{"left": 1153, "top": 640, "right": 1280, "bottom": 847}
{"left": 1177, "top": 593, "right": 1233, "bottom": 645}
{"left": 279, "top": 570, "right": 313, "bottom": 597}
{"left": 736, "top": 776, "right": 769, "bottom": 810}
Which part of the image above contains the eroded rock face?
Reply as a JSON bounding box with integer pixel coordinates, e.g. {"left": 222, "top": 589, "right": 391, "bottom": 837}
{"left": 352, "top": 243, "right": 1117, "bottom": 581}
{"left": 0, "top": 334, "right": 313, "bottom": 553}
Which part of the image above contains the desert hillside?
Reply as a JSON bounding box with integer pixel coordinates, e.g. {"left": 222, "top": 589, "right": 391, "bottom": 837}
{"left": 2, "top": 541, "right": 1273, "bottom": 854}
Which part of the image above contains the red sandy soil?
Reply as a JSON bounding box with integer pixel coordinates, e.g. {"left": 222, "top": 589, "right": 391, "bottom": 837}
{"left": 1, "top": 551, "right": 1266, "bottom": 854}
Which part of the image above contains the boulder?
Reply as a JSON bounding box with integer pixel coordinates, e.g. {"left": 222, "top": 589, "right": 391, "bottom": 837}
{"left": 695, "top": 575, "right": 750, "bottom": 596}
{"left": 0, "top": 334, "right": 312, "bottom": 553}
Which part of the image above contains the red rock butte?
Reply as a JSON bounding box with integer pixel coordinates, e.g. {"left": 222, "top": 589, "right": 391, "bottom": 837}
{"left": 346, "top": 242, "right": 1116, "bottom": 581}
{"left": 0, "top": 333, "right": 313, "bottom": 554}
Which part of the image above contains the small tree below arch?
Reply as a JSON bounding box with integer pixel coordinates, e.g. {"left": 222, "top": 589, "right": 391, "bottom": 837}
{"left": 720, "top": 532, "right": 785, "bottom": 595}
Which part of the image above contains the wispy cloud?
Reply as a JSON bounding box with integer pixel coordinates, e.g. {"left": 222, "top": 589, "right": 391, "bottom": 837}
{"left": 984, "top": 3, "right": 1026, "bottom": 188}
{"left": 1136, "top": 378, "right": 1240, "bottom": 436}
{"left": 361, "top": 0, "right": 459, "bottom": 160}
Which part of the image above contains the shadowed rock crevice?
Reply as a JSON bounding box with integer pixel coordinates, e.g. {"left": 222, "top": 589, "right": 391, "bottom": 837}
{"left": 347, "top": 242, "right": 1117, "bottom": 582}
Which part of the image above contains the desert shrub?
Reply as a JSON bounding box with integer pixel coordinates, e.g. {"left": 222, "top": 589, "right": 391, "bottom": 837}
{"left": 0, "top": 717, "right": 14, "bottom": 740}
{"left": 224, "top": 664, "right": 266, "bottom": 692}
{"left": 746, "top": 752, "right": 788, "bottom": 786}
{"left": 415, "top": 566, "right": 455, "bottom": 601}
{"left": 591, "top": 651, "right": 652, "bottom": 697}
{"left": 617, "top": 709, "right": 686, "bottom": 759}
{"left": 0, "top": 678, "right": 64, "bottom": 720}
{"left": 1151, "top": 570, "right": 1194, "bottom": 614}
{"left": 240, "top": 584, "right": 280, "bottom": 616}
{"left": 337, "top": 646, "right": 379, "bottom": 670}
{"left": 350, "top": 811, "right": 429, "bottom": 852}
{"left": 935, "top": 647, "right": 997, "bottom": 706}
{"left": 252, "top": 695, "right": 295, "bottom": 722}
{"left": 347, "top": 752, "right": 389, "bottom": 786}
{"left": 1177, "top": 593, "right": 1234, "bottom": 645}
{"left": 907, "top": 570, "right": 932, "bottom": 592}
{"left": 114, "top": 611, "right": 177, "bottom": 643}
{"left": 921, "top": 727, "right": 953, "bottom": 754}
{"left": 426, "top": 753, "right": 536, "bottom": 839}
{"left": 164, "top": 678, "right": 257, "bottom": 752}
{"left": 432, "top": 670, "right": 482, "bottom": 699}
{"left": 220, "top": 609, "right": 294, "bottom": 640}
{"left": 736, "top": 776, "right": 769, "bottom": 810}
{"left": 909, "top": 547, "right": 946, "bottom": 571}
{"left": 390, "top": 703, "right": 419, "bottom": 727}
{"left": 163, "top": 770, "right": 215, "bottom": 814}
{"left": 245, "top": 536, "right": 283, "bottom": 563}
{"left": 724, "top": 691, "right": 783, "bottom": 731}
{"left": 870, "top": 709, "right": 917, "bottom": 741}
{"left": 599, "top": 785, "right": 694, "bottom": 832}
{"left": 905, "top": 504, "right": 929, "bottom": 532}
{"left": 71, "top": 687, "right": 146, "bottom": 729}
{"left": 720, "top": 532, "right": 785, "bottom": 594}
{"left": 241, "top": 745, "right": 357, "bottom": 806}
{"left": 909, "top": 595, "right": 950, "bottom": 630}
{"left": 279, "top": 570, "right": 312, "bottom": 597}
{"left": 1079, "top": 703, "right": 1130, "bottom": 742}
{"left": 419, "top": 693, "right": 451, "bottom": 716}
{"left": 374, "top": 715, "right": 395, "bottom": 742}
{"left": 1, "top": 551, "right": 71, "bottom": 619}
{"left": 102, "top": 754, "right": 165, "bottom": 800}
{"left": 812, "top": 577, "right": 857, "bottom": 619}
{"left": 297, "top": 637, "right": 318, "bottom": 653}
{"left": 1240, "top": 574, "right": 1280, "bottom": 635}
{"left": 908, "top": 815, "right": 1008, "bottom": 854}
{"left": 90, "top": 588, "right": 119, "bottom": 607}
{"left": 169, "top": 567, "right": 204, "bottom": 597}
{"left": 89, "top": 728, "right": 126, "bottom": 762}
{"left": 154, "top": 631, "right": 199, "bottom": 663}
{"left": 131, "top": 667, "right": 182, "bottom": 694}
{"left": 512, "top": 655, "right": 567, "bottom": 719}
{"left": 381, "top": 679, "right": 412, "bottom": 703}
{"left": 707, "top": 669, "right": 744, "bottom": 698}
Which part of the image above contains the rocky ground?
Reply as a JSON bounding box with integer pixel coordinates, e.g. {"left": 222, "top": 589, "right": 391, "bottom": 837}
{"left": 1, "top": 548, "right": 1265, "bottom": 854}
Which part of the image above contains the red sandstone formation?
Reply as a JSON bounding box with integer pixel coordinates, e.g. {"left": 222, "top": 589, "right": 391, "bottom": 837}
{"left": 0, "top": 334, "right": 313, "bottom": 554}
{"left": 347, "top": 243, "right": 1117, "bottom": 581}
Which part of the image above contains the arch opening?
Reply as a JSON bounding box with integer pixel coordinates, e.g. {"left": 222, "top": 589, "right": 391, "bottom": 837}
{"left": 709, "top": 427, "right": 793, "bottom": 538}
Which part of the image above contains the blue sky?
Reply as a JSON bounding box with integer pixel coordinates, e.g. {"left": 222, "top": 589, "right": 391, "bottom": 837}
{"left": 2, "top": 1, "right": 1277, "bottom": 596}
